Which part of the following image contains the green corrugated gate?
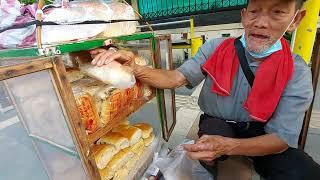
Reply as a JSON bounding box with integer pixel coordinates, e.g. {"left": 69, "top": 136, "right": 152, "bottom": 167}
{"left": 138, "top": 0, "right": 247, "bottom": 20}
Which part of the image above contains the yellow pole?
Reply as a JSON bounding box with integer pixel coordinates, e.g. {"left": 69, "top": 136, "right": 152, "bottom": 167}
{"left": 293, "top": 0, "right": 320, "bottom": 64}
{"left": 190, "top": 16, "right": 195, "bottom": 39}
{"left": 189, "top": 17, "right": 203, "bottom": 56}
{"left": 191, "top": 37, "right": 203, "bottom": 56}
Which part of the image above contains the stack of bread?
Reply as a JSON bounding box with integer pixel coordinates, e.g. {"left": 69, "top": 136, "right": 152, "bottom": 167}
{"left": 94, "top": 122, "right": 155, "bottom": 180}
{"left": 67, "top": 69, "right": 153, "bottom": 134}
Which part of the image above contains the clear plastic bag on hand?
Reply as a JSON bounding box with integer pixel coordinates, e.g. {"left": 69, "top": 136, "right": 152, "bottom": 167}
{"left": 79, "top": 61, "right": 136, "bottom": 89}
{"left": 156, "top": 140, "right": 214, "bottom": 180}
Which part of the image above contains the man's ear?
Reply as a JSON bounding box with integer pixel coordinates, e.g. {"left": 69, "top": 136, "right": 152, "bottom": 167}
{"left": 241, "top": 8, "right": 247, "bottom": 24}
{"left": 287, "top": 10, "right": 306, "bottom": 32}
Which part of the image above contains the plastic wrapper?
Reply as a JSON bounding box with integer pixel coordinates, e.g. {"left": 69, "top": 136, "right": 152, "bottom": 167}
{"left": 95, "top": 86, "right": 123, "bottom": 127}
{"left": 73, "top": 90, "right": 99, "bottom": 134}
{"left": 80, "top": 61, "right": 136, "bottom": 89}
{"left": 155, "top": 140, "right": 214, "bottom": 180}
{"left": 94, "top": 81, "right": 153, "bottom": 128}
{"left": 71, "top": 76, "right": 153, "bottom": 130}
{"left": 42, "top": 1, "right": 137, "bottom": 44}
{"left": 0, "top": 0, "right": 37, "bottom": 49}
{"left": 134, "top": 81, "right": 153, "bottom": 100}
{"left": 66, "top": 69, "right": 85, "bottom": 83}
{"left": 71, "top": 78, "right": 106, "bottom": 133}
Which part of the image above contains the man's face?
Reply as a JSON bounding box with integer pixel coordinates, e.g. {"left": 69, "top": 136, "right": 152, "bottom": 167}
{"left": 241, "top": 0, "right": 304, "bottom": 53}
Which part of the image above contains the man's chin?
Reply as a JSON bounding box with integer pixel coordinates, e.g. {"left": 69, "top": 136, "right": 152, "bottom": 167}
{"left": 247, "top": 43, "right": 271, "bottom": 53}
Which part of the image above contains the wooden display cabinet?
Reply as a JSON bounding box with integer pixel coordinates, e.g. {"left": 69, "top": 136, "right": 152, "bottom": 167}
{"left": 0, "top": 33, "right": 176, "bottom": 180}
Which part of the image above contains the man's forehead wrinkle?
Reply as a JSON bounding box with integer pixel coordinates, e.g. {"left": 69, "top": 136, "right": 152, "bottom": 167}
{"left": 248, "top": 0, "right": 296, "bottom": 7}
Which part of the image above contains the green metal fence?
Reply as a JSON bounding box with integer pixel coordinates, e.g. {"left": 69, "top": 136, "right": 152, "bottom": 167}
{"left": 138, "top": 0, "right": 247, "bottom": 20}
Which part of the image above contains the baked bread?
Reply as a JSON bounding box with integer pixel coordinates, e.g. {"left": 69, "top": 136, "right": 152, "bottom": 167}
{"left": 133, "top": 123, "right": 153, "bottom": 139}
{"left": 125, "top": 155, "right": 139, "bottom": 170}
{"left": 95, "top": 86, "right": 122, "bottom": 127}
{"left": 92, "top": 144, "right": 117, "bottom": 170}
{"left": 98, "top": 167, "right": 114, "bottom": 180}
{"left": 112, "top": 125, "right": 142, "bottom": 146}
{"left": 72, "top": 77, "right": 105, "bottom": 95}
{"left": 106, "top": 147, "right": 134, "bottom": 173}
{"left": 129, "top": 139, "right": 144, "bottom": 154}
{"left": 113, "top": 168, "right": 129, "bottom": 180}
{"left": 74, "top": 92, "right": 99, "bottom": 134}
{"left": 97, "top": 132, "right": 130, "bottom": 151}
{"left": 144, "top": 133, "right": 155, "bottom": 147}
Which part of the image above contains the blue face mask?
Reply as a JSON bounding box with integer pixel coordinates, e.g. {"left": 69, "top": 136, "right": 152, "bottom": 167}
{"left": 240, "top": 34, "right": 282, "bottom": 59}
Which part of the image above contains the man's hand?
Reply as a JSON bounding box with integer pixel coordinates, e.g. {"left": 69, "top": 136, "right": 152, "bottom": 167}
{"left": 183, "top": 135, "right": 239, "bottom": 162}
{"left": 89, "top": 47, "right": 188, "bottom": 89}
{"left": 90, "top": 49, "right": 136, "bottom": 67}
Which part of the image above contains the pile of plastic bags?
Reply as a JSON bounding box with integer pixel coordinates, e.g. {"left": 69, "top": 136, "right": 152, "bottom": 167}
{"left": 0, "top": 0, "right": 137, "bottom": 49}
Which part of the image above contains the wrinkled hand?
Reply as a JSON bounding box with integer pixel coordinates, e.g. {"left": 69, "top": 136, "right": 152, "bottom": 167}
{"left": 182, "top": 135, "right": 239, "bottom": 162}
{"left": 90, "top": 48, "right": 136, "bottom": 67}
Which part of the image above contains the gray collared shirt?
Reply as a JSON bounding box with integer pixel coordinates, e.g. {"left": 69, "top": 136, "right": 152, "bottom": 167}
{"left": 177, "top": 38, "right": 313, "bottom": 148}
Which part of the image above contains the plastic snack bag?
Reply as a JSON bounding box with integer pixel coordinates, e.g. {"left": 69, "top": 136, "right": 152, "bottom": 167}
{"left": 80, "top": 61, "right": 136, "bottom": 89}
{"left": 156, "top": 140, "right": 214, "bottom": 180}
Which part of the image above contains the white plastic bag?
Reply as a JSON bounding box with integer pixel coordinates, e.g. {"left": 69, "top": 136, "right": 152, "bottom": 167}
{"left": 80, "top": 61, "right": 136, "bottom": 89}
{"left": 156, "top": 140, "right": 214, "bottom": 180}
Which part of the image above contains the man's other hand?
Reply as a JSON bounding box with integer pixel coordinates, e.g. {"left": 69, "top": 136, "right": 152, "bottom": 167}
{"left": 183, "top": 135, "right": 239, "bottom": 162}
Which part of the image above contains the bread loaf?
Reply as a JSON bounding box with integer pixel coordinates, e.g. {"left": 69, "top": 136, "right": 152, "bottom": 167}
{"left": 129, "top": 139, "right": 144, "bottom": 155}
{"left": 106, "top": 147, "right": 134, "bottom": 173}
{"left": 144, "top": 133, "right": 155, "bottom": 147}
{"left": 133, "top": 123, "right": 153, "bottom": 139}
{"left": 74, "top": 92, "right": 99, "bottom": 134}
{"left": 97, "top": 132, "right": 130, "bottom": 151}
{"left": 92, "top": 144, "right": 117, "bottom": 169}
{"left": 95, "top": 86, "right": 122, "bottom": 127}
{"left": 113, "top": 168, "right": 129, "bottom": 180}
{"left": 129, "top": 139, "right": 145, "bottom": 157}
{"left": 99, "top": 168, "right": 114, "bottom": 180}
{"left": 112, "top": 125, "right": 142, "bottom": 146}
{"left": 124, "top": 155, "right": 139, "bottom": 170}
{"left": 71, "top": 77, "right": 106, "bottom": 133}
{"left": 72, "top": 77, "right": 105, "bottom": 96}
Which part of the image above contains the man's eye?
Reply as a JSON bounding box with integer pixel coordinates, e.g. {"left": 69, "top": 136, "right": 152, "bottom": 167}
{"left": 249, "top": 10, "right": 257, "bottom": 13}
{"left": 274, "top": 10, "right": 284, "bottom": 14}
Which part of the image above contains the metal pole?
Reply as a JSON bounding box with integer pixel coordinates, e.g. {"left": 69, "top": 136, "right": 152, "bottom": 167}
{"left": 190, "top": 16, "right": 195, "bottom": 39}
{"left": 299, "top": 31, "right": 320, "bottom": 149}
{"left": 137, "top": 19, "right": 190, "bottom": 28}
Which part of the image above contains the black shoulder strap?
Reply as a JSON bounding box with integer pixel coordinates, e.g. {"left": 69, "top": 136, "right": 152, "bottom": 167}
{"left": 234, "top": 37, "right": 255, "bottom": 87}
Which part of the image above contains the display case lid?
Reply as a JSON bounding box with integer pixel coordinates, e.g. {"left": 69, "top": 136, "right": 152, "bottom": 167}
{"left": 0, "top": 33, "right": 155, "bottom": 59}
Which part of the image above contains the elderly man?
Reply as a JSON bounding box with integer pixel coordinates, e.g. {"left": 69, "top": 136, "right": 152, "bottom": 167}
{"left": 91, "top": 0, "right": 320, "bottom": 179}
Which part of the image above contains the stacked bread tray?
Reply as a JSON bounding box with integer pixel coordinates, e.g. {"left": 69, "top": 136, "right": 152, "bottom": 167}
{"left": 92, "top": 121, "right": 158, "bottom": 180}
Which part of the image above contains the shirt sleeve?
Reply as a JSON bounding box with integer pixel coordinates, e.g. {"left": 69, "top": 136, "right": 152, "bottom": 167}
{"left": 177, "top": 38, "right": 225, "bottom": 88}
{"left": 265, "top": 55, "right": 314, "bottom": 148}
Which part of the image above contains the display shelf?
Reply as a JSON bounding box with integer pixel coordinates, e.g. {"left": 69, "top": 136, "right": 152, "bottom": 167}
{"left": 87, "top": 94, "right": 156, "bottom": 145}
{"left": 0, "top": 33, "right": 155, "bottom": 58}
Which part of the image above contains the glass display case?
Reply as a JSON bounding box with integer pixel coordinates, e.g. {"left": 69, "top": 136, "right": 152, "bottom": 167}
{"left": 0, "top": 33, "right": 176, "bottom": 180}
